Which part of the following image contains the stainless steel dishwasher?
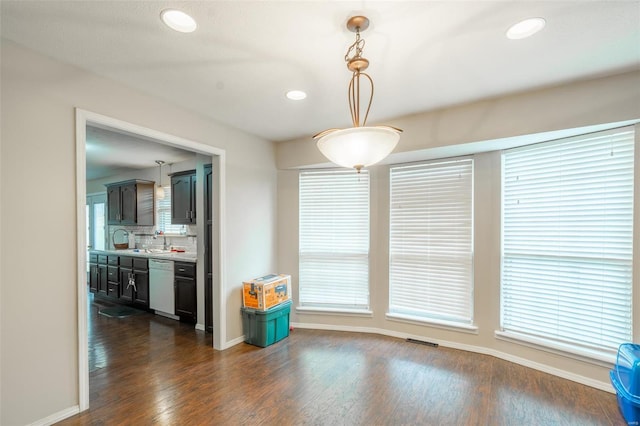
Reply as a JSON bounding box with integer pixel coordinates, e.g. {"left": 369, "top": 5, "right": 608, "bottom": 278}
{"left": 149, "top": 259, "right": 179, "bottom": 320}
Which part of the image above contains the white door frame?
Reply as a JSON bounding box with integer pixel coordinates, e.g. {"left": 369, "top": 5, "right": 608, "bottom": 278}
{"left": 75, "top": 108, "right": 227, "bottom": 411}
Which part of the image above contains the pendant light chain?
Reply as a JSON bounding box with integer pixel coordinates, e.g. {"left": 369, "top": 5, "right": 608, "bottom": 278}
{"left": 345, "top": 27, "right": 374, "bottom": 128}
{"left": 344, "top": 29, "right": 365, "bottom": 63}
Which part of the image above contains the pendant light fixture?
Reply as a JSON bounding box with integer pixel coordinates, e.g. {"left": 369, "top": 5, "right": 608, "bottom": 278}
{"left": 155, "top": 160, "right": 165, "bottom": 200}
{"left": 313, "top": 16, "right": 402, "bottom": 173}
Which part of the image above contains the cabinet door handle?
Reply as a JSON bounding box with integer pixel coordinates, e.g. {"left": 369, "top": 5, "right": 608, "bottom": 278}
{"left": 178, "top": 268, "right": 185, "bottom": 272}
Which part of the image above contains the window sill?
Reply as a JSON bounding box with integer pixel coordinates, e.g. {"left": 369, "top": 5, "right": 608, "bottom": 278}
{"left": 386, "top": 313, "right": 478, "bottom": 334}
{"left": 296, "top": 306, "right": 373, "bottom": 317}
{"left": 494, "top": 330, "right": 615, "bottom": 368}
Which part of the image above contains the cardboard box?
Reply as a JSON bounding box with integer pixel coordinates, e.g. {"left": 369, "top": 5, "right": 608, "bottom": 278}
{"left": 242, "top": 274, "right": 290, "bottom": 311}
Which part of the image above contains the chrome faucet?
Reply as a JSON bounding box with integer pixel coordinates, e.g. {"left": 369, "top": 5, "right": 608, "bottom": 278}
{"left": 154, "top": 230, "right": 170, "bottom": 251}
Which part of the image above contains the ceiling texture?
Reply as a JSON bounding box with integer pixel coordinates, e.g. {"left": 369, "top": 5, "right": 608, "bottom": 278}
{"left": 2, "top": 1, "right": 639, "bottom": 149}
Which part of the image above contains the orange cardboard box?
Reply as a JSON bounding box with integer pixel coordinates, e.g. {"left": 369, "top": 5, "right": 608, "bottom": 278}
{"left": 242, "top": 274, "right": 291, "bottom": 311}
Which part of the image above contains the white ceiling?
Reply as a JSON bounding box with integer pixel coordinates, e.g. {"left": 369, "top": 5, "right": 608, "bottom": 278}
{"left": 2, "top": 1, "right": 639, "bottom": 147}
{"left": 86, "top": 125, "right": 195, "bottom": 180}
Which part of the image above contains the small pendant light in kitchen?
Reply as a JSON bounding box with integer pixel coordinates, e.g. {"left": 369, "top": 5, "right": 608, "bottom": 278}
{"left": 313, "top": 16, "right": 402, "bottom": 173}
{"left": 155, "top": 160, "right": 165, "bottom": 200}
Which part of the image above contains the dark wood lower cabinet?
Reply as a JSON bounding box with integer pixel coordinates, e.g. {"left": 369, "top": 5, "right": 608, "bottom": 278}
{"left": 98, "top": 264, "right": 108, "bottom": 295}
{"left": 133, "top": 269, "right": 149, "bottom": 307}
{"left": 119, "top": 266, "right": 134, "bottom": 302}
{"left": 107, "top": 266, "right": 119, "bottom": 298}
{"left": 174, "top": 262, "right": 196, "bottom": 323}
{"left": 205, "top": 274, "right": 212, "bottom": 333}
{"left": 90, "top": 252, "right": 149, "bottom": 309}
{"left": 89, "top": 263, "right": 99, "bottom": 293}
{"left": 118, "top": 256, "right": 149, "bottom": 308}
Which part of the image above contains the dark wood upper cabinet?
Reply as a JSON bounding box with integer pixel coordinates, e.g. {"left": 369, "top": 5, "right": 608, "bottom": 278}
{"left": 170, "top": 170, "right": 196, "bottom": 225}
{"left": 106, "top": 180, "right": 155, "bottom": 226}
{"left": 107, "top": 186, "right": 121, "bottom": 224}
{"left": 119, "top": 183, "right": 137, "bottom": 224}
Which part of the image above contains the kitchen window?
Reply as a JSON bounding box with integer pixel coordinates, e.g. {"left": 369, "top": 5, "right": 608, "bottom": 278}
{"left": 499, "top": 127, "right": 634, "bottom": 362}
{"left": 298, "top": 170, "right": 370, "bottom": 312}
{"left": 156, "top": 185, "right": 187, "bottom": 235}
{"left": 388, "top": 158, "right": 475, "bottom": 329}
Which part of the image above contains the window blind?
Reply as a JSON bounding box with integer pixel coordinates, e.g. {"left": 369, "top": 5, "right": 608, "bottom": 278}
{"left": 299, "top": 170, "right": 370, "bottom": 310}
{"left": 389, "top": 159, "right": 474, "bottom": 324}
{"left": 156, "top": 186, "right": 185, "bottom": 235}
{"left": 501, "top": 128, "right": 634, "bottom": 358}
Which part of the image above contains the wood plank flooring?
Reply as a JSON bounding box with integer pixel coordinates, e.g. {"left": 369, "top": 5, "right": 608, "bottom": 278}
{"left": 58, "top": 295, "right": 625, "bottom": 425}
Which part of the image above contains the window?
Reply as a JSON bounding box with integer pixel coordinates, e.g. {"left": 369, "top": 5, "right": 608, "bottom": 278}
{"left": 389, "top": 159, "right": 474, "bottom": 326}
{"left": 501, "top": 128, "right": 634, "bottom": 361}
{"left": 299, "top": 170, "right": 370, "bottom": 311}
{"left": 156, "top": 185, "right": 186, "bottom": 235}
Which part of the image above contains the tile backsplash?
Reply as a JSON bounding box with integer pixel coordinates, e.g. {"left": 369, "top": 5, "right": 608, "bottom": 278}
{"left": 107, "top": 224, "right": 197, "bottom": 252}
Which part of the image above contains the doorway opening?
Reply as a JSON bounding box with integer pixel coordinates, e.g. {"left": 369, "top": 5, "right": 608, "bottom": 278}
{"left": 75, "top": 109, "right": 226, "bottom": 411}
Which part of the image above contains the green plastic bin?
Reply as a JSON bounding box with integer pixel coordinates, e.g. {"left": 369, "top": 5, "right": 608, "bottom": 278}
{"left": 241, "top": 300, "right": 292, "bottom": 347}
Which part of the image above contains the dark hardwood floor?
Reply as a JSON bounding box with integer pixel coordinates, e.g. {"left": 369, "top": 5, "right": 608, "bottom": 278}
{"left": 58, "top": 295, "right": 625, "bottom": 425}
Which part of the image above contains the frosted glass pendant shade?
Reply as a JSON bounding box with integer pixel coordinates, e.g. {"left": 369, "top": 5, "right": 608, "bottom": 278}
{"left": 316, "top": 127, "right": 400, "bottom": 170}
{"left": 156, "top": 185, "right": 165, "bottom": 200}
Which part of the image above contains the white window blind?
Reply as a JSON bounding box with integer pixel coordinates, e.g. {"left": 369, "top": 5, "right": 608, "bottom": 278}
{"left": 156, "top": 186, "right": 185, "bottom": 235}
{"left": 389, "top": 159, "right": 474, "bottom": 324}
{"left": 501, "top": 128, "right": 634, "bottom": 359}
{"left": 299, "top": 170, "right": 370, "bottom": 310}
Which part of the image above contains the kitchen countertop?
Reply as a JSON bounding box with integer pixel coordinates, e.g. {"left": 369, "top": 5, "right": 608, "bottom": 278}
{"left": 90, "top": 249, "right": 197, "bottom": 263}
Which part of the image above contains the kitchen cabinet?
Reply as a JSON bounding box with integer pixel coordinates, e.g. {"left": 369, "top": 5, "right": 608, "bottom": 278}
{"left": 119, "top": 256, "right": 149, "bottom": 307}
{"left": 106, "top": 256, "right": 120, "bottom": 297}
{"left": 107, "top": 266, "right": 119, "bottom": 297}
{"left": 89, "top": 253, "right": 98, "bottom": 293}
{"left": 174, "top": 261, "right": 196, "bottom": 323}
{"left": 89, "top": 254, "right": 108, "bottom": 295}
{"left": 170, "top": 170, "right": 196, "bottom": 224}
{"left": 204, "top": 164, "right": 213, "bottom": 332}
{"left": 106, "top": 179, "right": 155, "bottom": 226}
{"left": 133, "top": 259, "right": 149, "bottom": 307}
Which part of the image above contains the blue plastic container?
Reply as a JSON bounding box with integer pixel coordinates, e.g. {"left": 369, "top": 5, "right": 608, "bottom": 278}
{"left": 611, "top": 343, "right": 640, "bottom": 424}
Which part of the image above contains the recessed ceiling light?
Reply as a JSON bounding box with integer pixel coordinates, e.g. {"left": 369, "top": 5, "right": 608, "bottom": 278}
{"left": 506, "top": 17, "right": 546, "bottom": 40}
{"left": 161, "top": 9, "right": 197, "bottom": 33}
{"left": 286, "top": 90, "right": 307, "bottom": 101}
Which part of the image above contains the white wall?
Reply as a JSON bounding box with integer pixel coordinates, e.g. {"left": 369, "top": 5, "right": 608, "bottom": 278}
{"left": 277, "top": 70, "right": 640, "bottom": 391}
{"left": 277, "top": 71, "right": 640, "bottom": 168}
{"left": 0, "top": 40, "right": 277, "bottom": 425}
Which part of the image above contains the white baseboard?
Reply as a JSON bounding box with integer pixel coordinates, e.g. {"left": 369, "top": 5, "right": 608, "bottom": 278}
{"left": 195, "top": 323, "right": 205, "bottom": 331}
{"left": 290, "top": 322, "right": 614, "bottom": 394}
{"left": 221, "top": 335, "right": 246, "bottom": 349}
{"left": 28, "top": 405, "right": 80, "bottom": 426}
